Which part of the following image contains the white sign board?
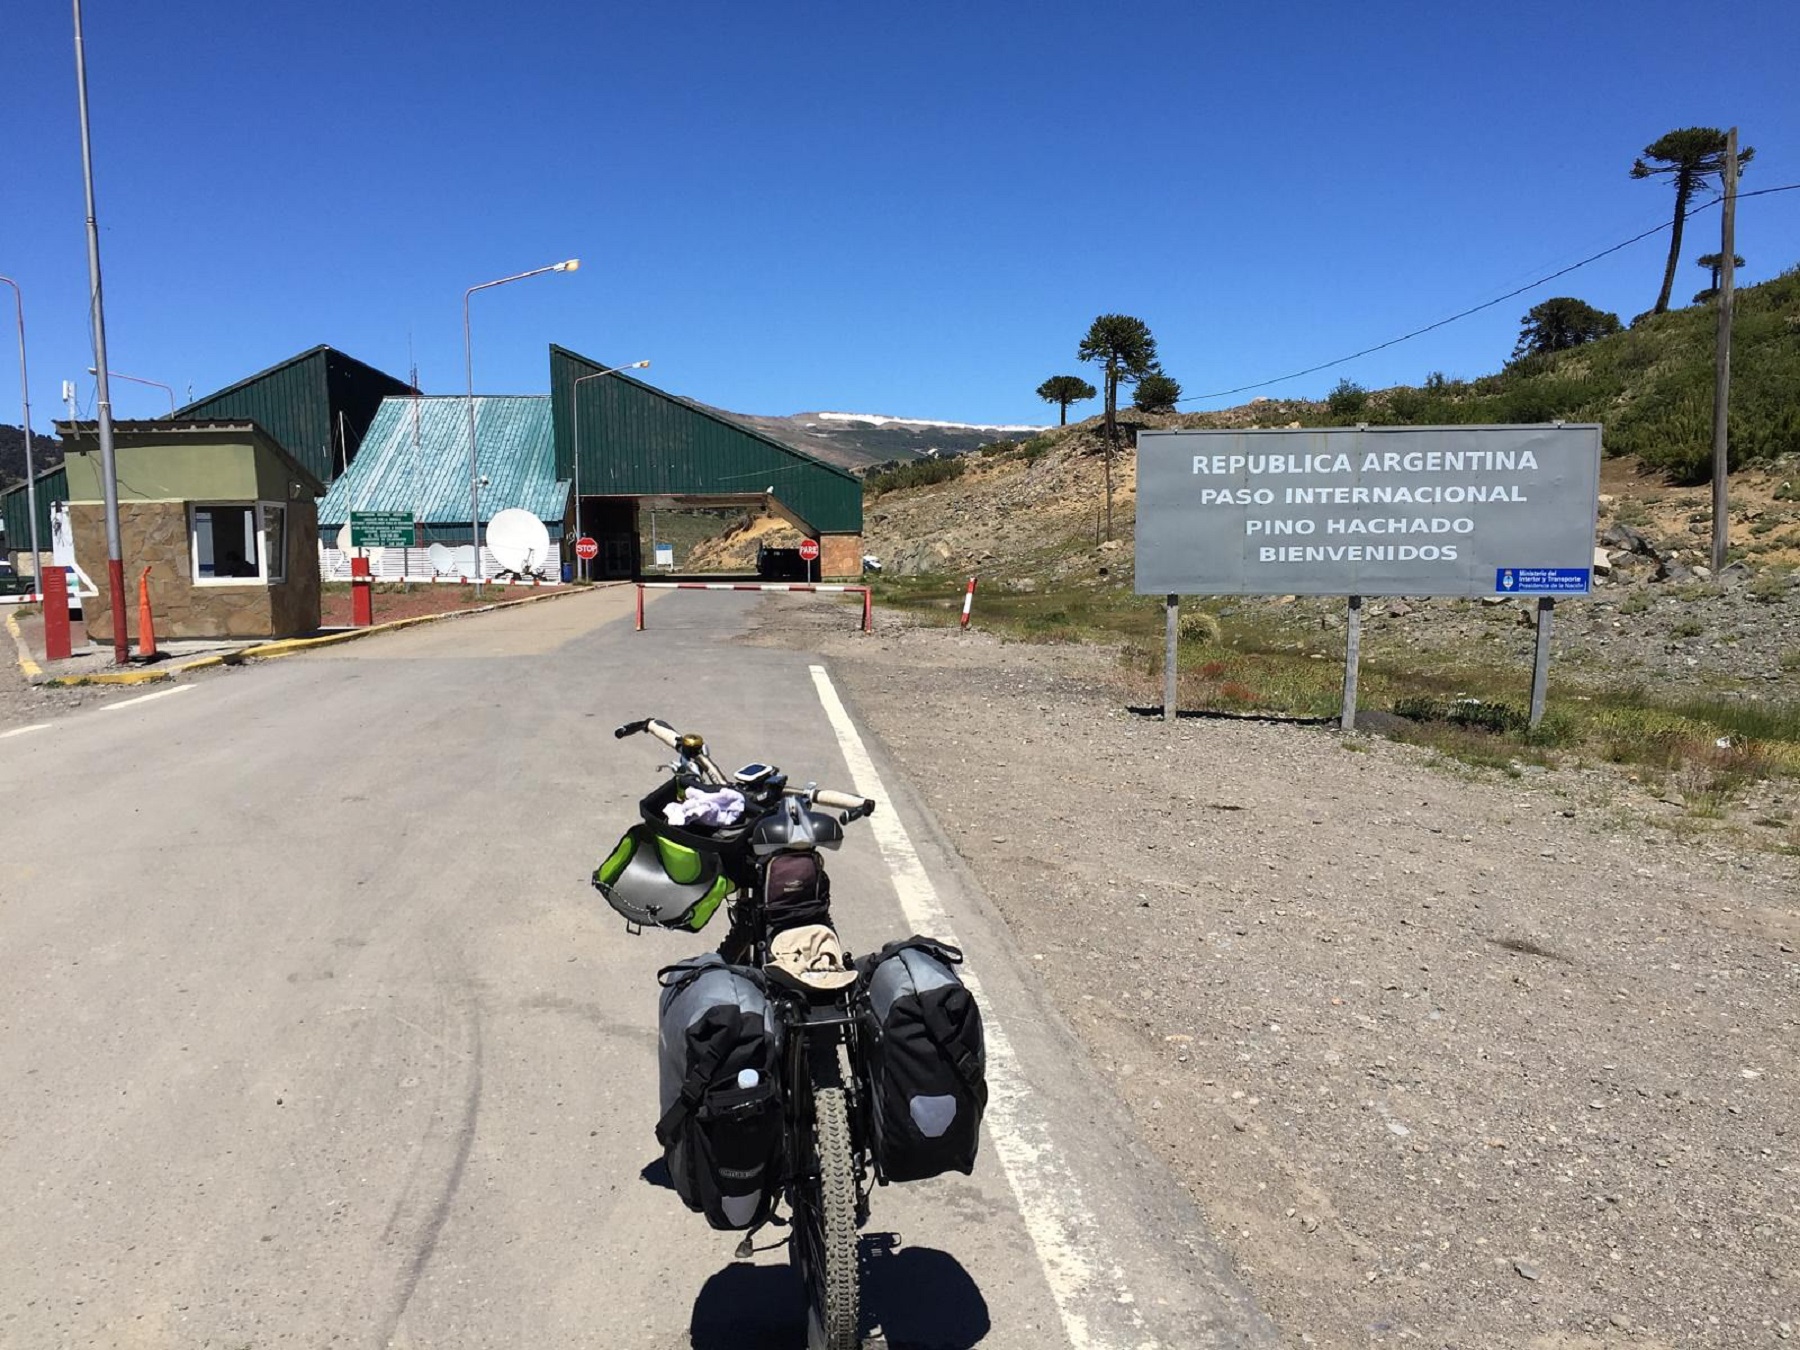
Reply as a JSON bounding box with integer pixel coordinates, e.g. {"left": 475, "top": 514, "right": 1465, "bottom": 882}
{"left": 1135, "top": 425, "right": 1601, "bottom": 598}
{"left": 654, "top": 543, "right": 674, "bottom": 568}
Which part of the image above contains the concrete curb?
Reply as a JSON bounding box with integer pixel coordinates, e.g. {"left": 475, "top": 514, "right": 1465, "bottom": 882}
{"left": 174, "top": 582, "right": 605, "bottom": 671}
{"left": 18, "top": 584, "right": 607, "bottom": 686}
{"left": 6, "top": 610, "right": 45, "bottom": 681}
{"left": 42, "top": 667, "right": 171, "bottom": 688}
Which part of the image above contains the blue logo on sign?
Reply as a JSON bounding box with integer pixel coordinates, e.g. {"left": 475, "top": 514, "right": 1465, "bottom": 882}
{"left": 1495, "top": 568, "right": 1590, "bottom": 595}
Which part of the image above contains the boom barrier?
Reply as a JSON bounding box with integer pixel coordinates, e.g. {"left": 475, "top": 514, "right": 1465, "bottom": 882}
{"left": 635, "top": 581, "right": 873, "bottom": 634}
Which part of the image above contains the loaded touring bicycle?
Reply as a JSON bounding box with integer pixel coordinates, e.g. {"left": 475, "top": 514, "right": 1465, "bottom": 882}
{"left": 595, "top": 717, "right": 988, "bottom": 1350}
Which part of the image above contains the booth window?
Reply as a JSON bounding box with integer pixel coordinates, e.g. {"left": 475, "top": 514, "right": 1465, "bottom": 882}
{"left": 261, "top": 504, "right": 287, "bottom": 583}
{"left": 192, "top": 503, "right": 286, "bottom": 584}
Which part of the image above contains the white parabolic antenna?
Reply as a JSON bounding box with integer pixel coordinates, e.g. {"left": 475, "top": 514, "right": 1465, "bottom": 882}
{"left": 427, "top": 542, "right": 455, "bottom": 576}
{"left": 487, "top": 508, "right": 552, "bottom": 576}
{"left": 334, "top": 523, "right": 383, "bottom": 572}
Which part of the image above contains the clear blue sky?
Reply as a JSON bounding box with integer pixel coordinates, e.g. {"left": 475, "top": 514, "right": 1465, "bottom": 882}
{"left": 5, "top": 0, "right": 1797, "bottom": 431}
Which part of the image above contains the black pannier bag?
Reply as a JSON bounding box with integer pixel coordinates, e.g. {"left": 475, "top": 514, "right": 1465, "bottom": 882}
{"left": 858, "top": 937, "right": 986, "bottom": 1182}
{"left": 762, "top": 850, "right": 833, "bottom": 934}
{"left": 655, "top": 955, "right": 784, "bottom": 1230}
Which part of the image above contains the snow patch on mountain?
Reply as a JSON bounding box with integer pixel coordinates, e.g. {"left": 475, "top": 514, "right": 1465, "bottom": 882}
{"left": 810, "top": 412, "right": 1048, "bottom": 434}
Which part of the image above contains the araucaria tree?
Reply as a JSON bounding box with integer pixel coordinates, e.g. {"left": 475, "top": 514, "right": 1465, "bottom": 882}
{"left": 1035, "top": 374, "right": 1097, "bottom": 426}
{"left": 1693, "top": 251, "right": 1746, "bottom": 304}
{"left": 1631, "top": 127, "right": 1754, "bottom": 315}
{"left": 1512, "top": 297, "right": 1623, "bottom": 359}
{"left": 1078, "top": 314, "right": 1158, "bottom": 537}
{"left": 1131, "top": 371, "right": 1182, "bottom": 413}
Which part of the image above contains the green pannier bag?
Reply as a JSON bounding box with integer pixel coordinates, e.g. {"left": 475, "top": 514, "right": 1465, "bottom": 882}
{"left": 594, "top": 823, "right": 734, "bottom": 932}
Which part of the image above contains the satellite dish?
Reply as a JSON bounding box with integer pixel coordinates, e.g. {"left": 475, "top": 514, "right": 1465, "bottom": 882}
{"left": 427, "top": 542, "right": 455, "bottom": 576}
{"left": 487, "top": 508, "right": 552, "bottom": 577}
{"left": 335, "top": 523, "right": 353, "bottom": 553}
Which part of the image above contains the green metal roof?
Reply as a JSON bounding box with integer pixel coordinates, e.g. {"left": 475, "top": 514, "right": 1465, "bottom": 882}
{"left": 0, "top": 463, "right": 66, "bottom": 553}
{"left": 550, "top": 345, "right": 863, "bottom": 534}
{"left": 318, "top": 395, "right": 568, "bottom": 530}
{"left": 175, "top": 345, "right": 412, "bottom": 485}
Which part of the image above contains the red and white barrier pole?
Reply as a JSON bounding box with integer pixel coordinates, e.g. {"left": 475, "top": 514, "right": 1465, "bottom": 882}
{"left": 635, "top": 582, "right": 645, "bottom": 632}
{"left": 861, "top": 586, "right": 873, "bottom": 634}
{"left": 960, "top": 576, "right": 977, "bottom": 630}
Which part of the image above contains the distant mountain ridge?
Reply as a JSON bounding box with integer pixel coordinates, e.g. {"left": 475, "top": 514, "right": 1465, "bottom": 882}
{"left": 716, "top": 407, "right": 1049, "bottom": 473}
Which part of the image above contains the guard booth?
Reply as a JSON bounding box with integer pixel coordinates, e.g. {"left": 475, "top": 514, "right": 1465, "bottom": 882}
{"left": 57, "top": 419, "right": 324, "bottom": 640}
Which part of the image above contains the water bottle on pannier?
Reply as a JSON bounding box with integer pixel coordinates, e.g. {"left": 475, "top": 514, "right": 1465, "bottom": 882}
{"left": 858, "top": 937, "right": 986, "bottom": 1182}
{"left": 655, "top": 955, "right": 784, "bottom": 1230}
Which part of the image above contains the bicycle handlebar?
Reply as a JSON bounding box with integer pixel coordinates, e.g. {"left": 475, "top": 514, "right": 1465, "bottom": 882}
{"left": 614, "top": 717, "right": 877, "bottom": 820}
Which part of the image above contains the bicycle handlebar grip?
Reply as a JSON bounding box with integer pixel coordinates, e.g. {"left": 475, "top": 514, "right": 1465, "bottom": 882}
{"left": 814, "top": 789, "right": 875, "bottom": 815}
{"left": 645, "top": 718, "right": 680, "bottom": 749}
{"left": 613, "top": 718, "right": 650, "bottom": 740}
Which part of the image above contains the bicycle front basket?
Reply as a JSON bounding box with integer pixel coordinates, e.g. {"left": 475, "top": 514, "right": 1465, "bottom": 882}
{"left": 593, "top": 823, "right": 734, "bottom": 932}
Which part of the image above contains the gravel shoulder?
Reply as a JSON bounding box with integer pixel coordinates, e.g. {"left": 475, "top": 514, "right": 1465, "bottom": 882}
{"left": 748, "top": 597, "right": 1798, "bottom": 1350}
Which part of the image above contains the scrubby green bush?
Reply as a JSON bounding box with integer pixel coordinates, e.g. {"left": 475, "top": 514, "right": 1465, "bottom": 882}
{"left": 864, "top": 456, "right": 968, "bottom": 496}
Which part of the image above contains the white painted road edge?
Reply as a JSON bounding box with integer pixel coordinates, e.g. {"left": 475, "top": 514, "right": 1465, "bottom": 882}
{"left": 96, "top": 686, "right": 194, "bottom": 713}
{"left": 1, "top": 685, "right": 195, "bottom": 743}
{"left": 810, "top": 664, "right": 1155, "bottom": 1350}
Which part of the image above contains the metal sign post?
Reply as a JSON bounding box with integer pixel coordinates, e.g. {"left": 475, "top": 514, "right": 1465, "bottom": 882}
{"left": 1163, "top": 594, "right": 1179, "bottom": 723}
{"left": 1340, "top": 595, "right": 1363, "bottom": 731}
{"left": 1529, "top": 598, "right": 1555, "bottom": 729}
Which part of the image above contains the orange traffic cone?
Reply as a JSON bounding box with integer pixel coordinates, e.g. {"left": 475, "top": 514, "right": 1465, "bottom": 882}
{"left": 137, "top": 564, "right": 158, "bottom": 659}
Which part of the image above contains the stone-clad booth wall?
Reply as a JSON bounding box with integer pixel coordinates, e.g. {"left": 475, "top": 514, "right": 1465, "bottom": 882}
{"left": 820, "top": 533, "right": 863, "bottom": 581}
{"left": 71, "top": 499, "right": 320, "bottom": 641}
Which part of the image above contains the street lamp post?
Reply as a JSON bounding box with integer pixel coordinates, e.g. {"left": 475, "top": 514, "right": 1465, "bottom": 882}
{"left": 72, "top": 0, "right": 129, "bottom": 665}
{"left": 463, "top": 259, "right": 579, "bottom": 591}
{"left": 88, "top": 366, "right": 175, "bottom": 416}
{"left": 0, "top": 277, "right": 43, "bottom": 594}
{"left": 571, "top": 360, "right": 650, "bottom": 581}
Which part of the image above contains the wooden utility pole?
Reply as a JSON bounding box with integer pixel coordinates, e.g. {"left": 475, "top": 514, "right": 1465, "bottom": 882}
{"left": 1711, "top": 126, "right": 1738, "bottom": 574}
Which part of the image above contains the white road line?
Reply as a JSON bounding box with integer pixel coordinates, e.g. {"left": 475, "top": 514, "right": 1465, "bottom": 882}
{"left": 810, "top": 663, "right": 1151, "bottom": 1350}
{"left": 0, "top": 723, "right": 52, "bottom": 739}
{"left": 97, "top": 685, "right": 194, "bottom": 714}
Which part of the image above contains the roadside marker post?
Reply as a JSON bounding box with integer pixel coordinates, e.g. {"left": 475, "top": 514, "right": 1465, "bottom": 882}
{"left": 42, "top": 567, "right": 71, "bottom": 661}
{"left": 960, "top": 576, "right": 977, "bottom": 630}
{"left": 350, "top": 555, "right": 373, "bottom": 627}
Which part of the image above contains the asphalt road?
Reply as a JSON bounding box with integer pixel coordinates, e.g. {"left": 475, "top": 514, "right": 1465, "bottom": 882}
{"left": 0, "top": 586, "right": 1274, "bottom": 1349}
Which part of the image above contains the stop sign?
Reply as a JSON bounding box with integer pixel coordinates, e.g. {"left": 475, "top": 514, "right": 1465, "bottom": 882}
{"left": 798, "top": 538, "right": 821, "bottom": 563}
{"left": 575, "top": 536, "right": 599, "bottom": 560}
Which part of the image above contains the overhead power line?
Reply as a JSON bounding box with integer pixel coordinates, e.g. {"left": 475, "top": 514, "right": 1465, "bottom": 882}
{"left": 1179, "top": 182, "right": 1800, "bottom": 406}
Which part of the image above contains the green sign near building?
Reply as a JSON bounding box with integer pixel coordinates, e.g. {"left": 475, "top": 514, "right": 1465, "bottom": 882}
{"left": 350, "top": 510, "right": 414, "bottom": 548}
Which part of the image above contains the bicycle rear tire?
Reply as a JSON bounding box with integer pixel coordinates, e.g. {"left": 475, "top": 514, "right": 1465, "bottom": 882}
{"left": 799, "top": 1085, "right": 860, "bottom": 1350}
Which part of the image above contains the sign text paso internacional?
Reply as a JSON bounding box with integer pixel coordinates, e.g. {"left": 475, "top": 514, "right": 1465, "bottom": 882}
{"left": 1134, "top": 425, "right": 1601, "bottom": 598}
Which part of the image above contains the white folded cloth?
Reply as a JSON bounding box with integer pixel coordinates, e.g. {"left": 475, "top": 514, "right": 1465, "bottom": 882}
{"left": 663, "top": 787, "right": 746, "bottom": 827}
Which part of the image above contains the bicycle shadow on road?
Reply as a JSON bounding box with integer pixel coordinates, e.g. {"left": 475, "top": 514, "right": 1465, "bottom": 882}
{"left": 689, "top": 1237, "right": 991, "bottom": 1349}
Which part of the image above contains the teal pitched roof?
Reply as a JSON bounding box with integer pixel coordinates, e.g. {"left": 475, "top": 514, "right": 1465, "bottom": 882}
{"left": 318, "top": 395, "right": 568, "bottom": 528}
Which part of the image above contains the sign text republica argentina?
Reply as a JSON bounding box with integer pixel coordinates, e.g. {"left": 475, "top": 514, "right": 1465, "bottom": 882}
{"left": 1134, "top": 426, "right": 1600, "bottom": 598}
